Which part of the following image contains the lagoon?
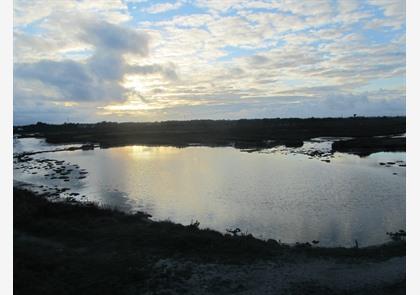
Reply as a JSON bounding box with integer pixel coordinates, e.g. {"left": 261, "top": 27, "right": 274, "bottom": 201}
{"left": 13, "top": 137, "right": 405, "bottom": 247}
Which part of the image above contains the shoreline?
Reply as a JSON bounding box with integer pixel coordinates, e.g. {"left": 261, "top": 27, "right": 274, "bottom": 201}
{"left": 13, "top": 136, "right": 406, "bottom": 249}
{"left": 14, "top": 117, "right": 406, "bottom": 156}
{"left": 14, "top": 187, "right": 405, "bottom": 294}
{"left": 14, "top": 187, "right": 406, "bottom": 256}
{"left": 14, "top": 186, "right": 406, "bottom": 256}
{"left": 14, "top": 181, "right": 405, "bottom": 250}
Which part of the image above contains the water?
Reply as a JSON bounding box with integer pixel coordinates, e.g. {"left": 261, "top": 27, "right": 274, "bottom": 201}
{"left": 13, "top": 138, "right": 405, "bottom": 247}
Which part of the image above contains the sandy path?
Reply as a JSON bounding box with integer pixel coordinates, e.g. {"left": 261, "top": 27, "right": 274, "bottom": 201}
{"left": 150, "top": 256, "right": 405, "bottom": 294}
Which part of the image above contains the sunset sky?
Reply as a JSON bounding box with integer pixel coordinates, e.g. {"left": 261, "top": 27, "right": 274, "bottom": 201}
{"left": 13, "top": 0, "right": 406, "bottom": 125}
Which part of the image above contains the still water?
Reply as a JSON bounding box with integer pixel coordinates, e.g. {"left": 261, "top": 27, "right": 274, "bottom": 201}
{"left": 14, "top": 138, "right": 405, "bottom": 247}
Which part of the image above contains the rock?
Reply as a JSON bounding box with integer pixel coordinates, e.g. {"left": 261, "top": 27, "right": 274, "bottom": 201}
{"left": 81, "top": 144, "right": 95, "bottom": 150}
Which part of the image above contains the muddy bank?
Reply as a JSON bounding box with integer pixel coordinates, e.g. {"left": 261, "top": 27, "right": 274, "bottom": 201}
{"left": 14, "top": 143, "right": 96, "bottom": 160}
{"left": 14, "top": 117, "right": 405, "bottom": 153}
{"left": 14, "top": 188, "right": 405, "bottom": 295}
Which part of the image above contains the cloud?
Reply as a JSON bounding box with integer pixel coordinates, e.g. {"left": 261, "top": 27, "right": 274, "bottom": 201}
{"left": 14, "top": 0, "right": 131, "bottom": 26}
{"left": 127, "top": 63, "right": 179, "bottom": 81}
{"left": 14, "top": 59, "right": 126, "bottom": 102}
{"left": 79, "top": 19, "right": 149, "bottom": 54}
{"left": 366, "top": 0, "right": 405, "bottom": 29}
{"left": 14, "top": 15, "right": 178, "bottom": 107}
{"left": 144, "top": 1, "right": 184, "bottom": 14}
{"left": 13, "top": 0, "right": 405, "bottom": 124}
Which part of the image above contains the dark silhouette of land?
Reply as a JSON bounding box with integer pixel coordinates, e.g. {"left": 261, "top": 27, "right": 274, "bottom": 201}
{"left": 13, "top": 116, "right": 406, "bottom": 294}
{"left": 14, "top": 188, "right": 405, "bottom": 295}
{"left": 332, "top": 137, "right": 405, "bottom": 156}
{"left": 14, "top": 116, "right": 405, "bottom": 155}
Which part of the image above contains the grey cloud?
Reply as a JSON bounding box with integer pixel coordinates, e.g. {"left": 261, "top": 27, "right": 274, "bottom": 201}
{"left": 127, "top": 63, "right": 179, "bottom": 81}
{"left": 248, "top": 55, "right": 271, "bottom": 66}
{"left": 88, "top": 50, "right": 126, "bottom": 81}
{"left": 127, "top": 92, "right": 405, "bottom": 122}
{"left": 14, "top": 59, "right": 125, "bottom": 102}
{"left": 320, "top": 93, "right": 405, "bottom": 116}
{"left": 79, "top": 19, "right": 150, "bottom": 55}
{"left": 14, "top": 17, "right": 180, "bottom": 106}
{"left": 14, "top": 99, "right": 101, "bottom": 125}
{"left": 229, "top": 67, "right": 245, "bottom": 76}
{"left": 240, "top": 93, "right": 405, "bottom": 118}
{"left": 241, "top": 50, "right": 326, "bottom": 73}
{"left": 15, "top": 60, "right": 91, "bottom": 85}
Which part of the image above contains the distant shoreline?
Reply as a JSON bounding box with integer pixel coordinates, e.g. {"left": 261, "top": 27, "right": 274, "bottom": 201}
{"left": 14, "top": 116, "right": 406, "bottom": 156}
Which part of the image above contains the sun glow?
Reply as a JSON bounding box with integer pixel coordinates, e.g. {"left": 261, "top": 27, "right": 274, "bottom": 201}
{"left": 101, "top": 100, "right": 164, "bottom": 112}
{"left": 128, "top": 146, "right": 181, "bottom": 160}
{"left": 52, "top": 101, "right": 79, "bottom": 107}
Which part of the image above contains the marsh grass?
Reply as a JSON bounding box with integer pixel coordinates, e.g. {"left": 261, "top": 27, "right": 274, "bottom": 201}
{"left": 14, "top": 188, "right": 405, "bottom": 295}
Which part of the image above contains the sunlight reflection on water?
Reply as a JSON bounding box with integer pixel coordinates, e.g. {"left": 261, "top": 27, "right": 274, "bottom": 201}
{"left": 14, "top": 138, "right": 405, "bottom": 247}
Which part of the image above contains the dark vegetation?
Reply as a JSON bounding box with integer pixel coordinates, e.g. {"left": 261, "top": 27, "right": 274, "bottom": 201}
{"left": 14, "top": 188, "right": 405, "bottom": 295}
{"left": 387, "top": 230, "right": 406, "bottom": 242}
{"left": 14, "top": 117, "right": 405, "bottom": 153}
{"left": 332, "top": 137, "right": 406, "bottom": 156}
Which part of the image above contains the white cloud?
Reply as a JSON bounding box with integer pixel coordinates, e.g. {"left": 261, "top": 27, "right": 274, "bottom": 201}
{"left": 14, "top": 0, "right": 131, "bottom": 26}
{"left": 144, "top": 1, "right": 184, "bottom": 14}
{"left": 367, "top": 0, "right": 405, "bottom": 29}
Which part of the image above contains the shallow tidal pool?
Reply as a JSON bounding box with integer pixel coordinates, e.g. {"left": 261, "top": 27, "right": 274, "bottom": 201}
{"left": 14, "top": 137, "right": 405, "bottom": 247}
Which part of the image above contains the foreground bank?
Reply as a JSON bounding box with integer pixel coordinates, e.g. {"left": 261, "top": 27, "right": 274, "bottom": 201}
{"left": 14, "top": 188, "right": 405, "bottom": 295}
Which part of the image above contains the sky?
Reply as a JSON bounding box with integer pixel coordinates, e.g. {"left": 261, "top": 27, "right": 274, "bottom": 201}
{"left": 13, "top": 0, "right": 406, "bottom": 125}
